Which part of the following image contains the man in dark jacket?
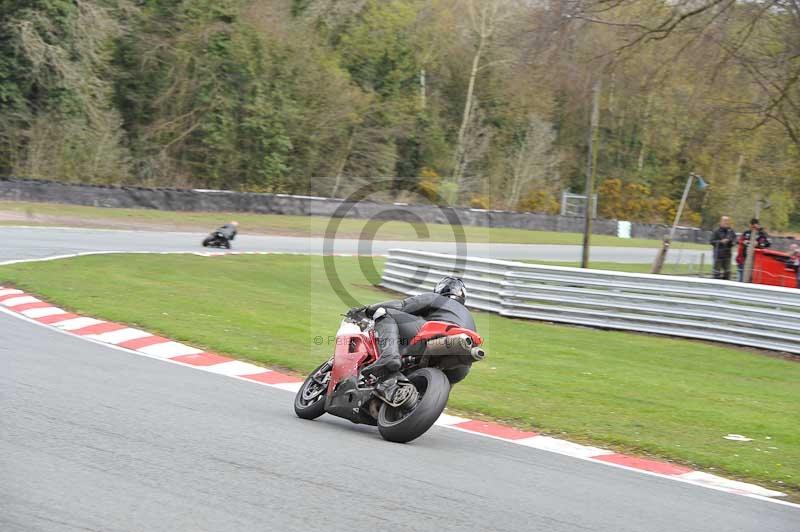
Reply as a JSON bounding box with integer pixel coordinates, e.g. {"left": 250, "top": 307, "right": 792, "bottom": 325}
{"left": 355, "top": 277, "right": 475, "bottom": 385}
{"left": 736, "top": 218, "right": 772, "bottom": 281}
{"left": 710, "top": 216, "right": 736, "bottom": 280}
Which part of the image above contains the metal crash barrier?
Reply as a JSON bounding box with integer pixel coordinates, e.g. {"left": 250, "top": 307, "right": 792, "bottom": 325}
{"left": 380, "top": 249, "right": 800, "bottom": 354}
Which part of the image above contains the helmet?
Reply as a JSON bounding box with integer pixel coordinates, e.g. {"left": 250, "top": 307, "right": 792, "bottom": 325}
{"left": 434, "top": 277, "right": 467, "bottom": 304}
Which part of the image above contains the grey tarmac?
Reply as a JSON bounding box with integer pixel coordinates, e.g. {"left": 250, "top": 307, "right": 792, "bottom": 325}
{"left": 0, "top": 312, "right": 797, "bottom": 532}
{"left": 0, "top": 226, "right": 709, "bottom": 264}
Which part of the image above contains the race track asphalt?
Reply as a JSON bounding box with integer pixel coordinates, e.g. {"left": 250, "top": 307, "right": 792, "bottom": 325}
{"left": 1, "top": 312, "right": 798, "bottom": 532}
{"left": 0, "top": 226, "right": 709, "bottom": 264}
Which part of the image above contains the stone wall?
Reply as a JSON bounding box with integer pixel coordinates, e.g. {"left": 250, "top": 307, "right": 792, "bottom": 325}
{"left": 0, "top": 177, "right": 721, "bottom": 244}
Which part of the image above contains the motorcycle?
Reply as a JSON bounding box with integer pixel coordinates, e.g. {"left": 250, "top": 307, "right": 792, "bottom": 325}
{"left": 202, "top": 231, "right": 231, "bottom": 249}
{"left": 294, "top": 308, "right": 485, "bottom": 443}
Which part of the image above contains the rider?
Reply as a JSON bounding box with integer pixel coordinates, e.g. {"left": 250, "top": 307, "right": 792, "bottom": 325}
{"left": 217, "top": 220, "right": 239, "bottom": 241}
{"left": 355, "top": 277, "right": 476, "bottom": 384}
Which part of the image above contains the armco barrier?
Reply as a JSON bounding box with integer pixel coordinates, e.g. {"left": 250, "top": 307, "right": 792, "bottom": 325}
{"left": 380, "top": 249, "right": 800, "bottom": 354}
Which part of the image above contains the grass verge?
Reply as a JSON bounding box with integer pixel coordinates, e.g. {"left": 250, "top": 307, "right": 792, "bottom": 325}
{"left": 1, "top": 253, "right": 797, "bottom": 496}
{"left": 526, "top": 260, "right": 708, "bottom": 275}
{"left": 0, "top": 200, "right": 707, "bottom": 249}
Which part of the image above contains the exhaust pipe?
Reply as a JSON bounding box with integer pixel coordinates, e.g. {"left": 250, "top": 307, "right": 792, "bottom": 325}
{"left": 470, "top": 347, "right": 486, "bottom": 361}
{"left": 425, "top": 334, "right": 473, "bottom": 356}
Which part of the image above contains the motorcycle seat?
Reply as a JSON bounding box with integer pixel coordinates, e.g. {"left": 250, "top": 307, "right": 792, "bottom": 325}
{"left": 410, "top": 321, "right": 482, "bottom": 347}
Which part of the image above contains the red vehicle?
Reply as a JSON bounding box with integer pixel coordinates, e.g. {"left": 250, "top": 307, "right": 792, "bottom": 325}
{"left": 751, "top": 249, "right": 798, "bottom": 288}
{"left": 294, "top": 308, "right": 485, "bottom": 443}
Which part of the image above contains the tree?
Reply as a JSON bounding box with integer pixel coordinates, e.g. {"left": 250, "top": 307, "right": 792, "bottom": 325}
{"left": 0, "top": 0, "right": 129, "bottom": 182}
{"left": 0, "top": 0, "right": 798, "bottom": 230}
{"left": 503, "top": 114, "right": 556, "bottom": 210}
{"left": 448, "top": 0, "right": 516, "bottom": 198}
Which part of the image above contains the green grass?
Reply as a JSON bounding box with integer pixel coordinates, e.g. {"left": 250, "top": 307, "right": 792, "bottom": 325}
{"left": 0, "top": 200, "right": 707, "bottom": 249}
{"left": 2, "top": 254, "right": 797, "bottom": 496}
{"left": 526, "top": 260, "right": 707, "bottom": 275}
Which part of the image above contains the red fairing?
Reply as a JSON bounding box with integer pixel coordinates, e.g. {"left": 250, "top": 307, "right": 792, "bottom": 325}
{"left": 328, "top": 329, "right": 378, "bottom": 393}
{"left": 410, "top": 321, "right": 483, "bottom": 346}
{"left": 751, "top": 249, "right": 799, "bottom": 288}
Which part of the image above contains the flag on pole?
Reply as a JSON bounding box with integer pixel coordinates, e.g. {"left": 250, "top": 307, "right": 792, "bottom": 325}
{"left": 695, "top": 175, "right": 709, "bottom": 191}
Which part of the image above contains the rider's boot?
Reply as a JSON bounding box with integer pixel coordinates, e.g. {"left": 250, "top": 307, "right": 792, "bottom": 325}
{"left": 375, "top": 372, "right": 407, "bottom": 403}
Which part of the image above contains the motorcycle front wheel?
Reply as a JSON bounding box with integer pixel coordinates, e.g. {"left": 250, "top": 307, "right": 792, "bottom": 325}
{"left": 377, "top": 367, "right": 450, "bottom": 443}
{"left": 294, "top": 360, "right": 331, "bottom": 420}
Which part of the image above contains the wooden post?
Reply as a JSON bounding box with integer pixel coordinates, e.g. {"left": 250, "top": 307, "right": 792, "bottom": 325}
{"left": 743, "top": 199, "right": 762, "bottom": 283}
{"left": 581, "top": 79, "right": 602, "bottom": 269}
{"left": 651, "top": 173, "right": 694, "bottom": 274}
{"left": 420, "top": 69, "right": 427, "bottom": 110}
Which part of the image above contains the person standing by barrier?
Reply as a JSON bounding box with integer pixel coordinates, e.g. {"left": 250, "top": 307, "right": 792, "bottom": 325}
{"left": 710, "top": 216, "right": 736, "bottom": 280}
{"left": 736, "top": 218, "right": 772, "bottom": 282}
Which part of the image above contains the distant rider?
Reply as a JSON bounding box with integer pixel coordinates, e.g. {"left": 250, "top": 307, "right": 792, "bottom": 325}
{"left": 353, "top": 277, "right": 476, "bottom": 387}
{"left": 217, "top": 220, "right": 239, "bottom": 242}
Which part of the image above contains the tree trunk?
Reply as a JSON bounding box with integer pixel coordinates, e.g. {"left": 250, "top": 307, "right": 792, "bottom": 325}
{"left": 452, "top": 37, "right": 484, "bottom": 189}
{"left": 637, "top": 94, "right": 653, "bottom": 175}
{"left": 419, "top": 69, "right": 427, "bottom": 110}
{"left": 507, "top": 128, "right": 530, "bottom": 210}
{"left": 331, "top": 134, "right": 354, "bottom": 198}
{"left": 734, "top": 153, "right": 745, "bottom": 188}
{"left": 582, "top": 78, "right": 602, "bottom": 269}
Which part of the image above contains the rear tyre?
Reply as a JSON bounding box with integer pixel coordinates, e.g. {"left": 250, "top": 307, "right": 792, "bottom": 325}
{"left": 202, "top": 237, "right": 212, "bottom": 247}
{"left": 377, "top": 367, "right": 450, "bottom": 443}
{"left": 223, "top": 240, "right": 232, "bottom": 249}
{"left": 294, "top": 360, "right": 331, "bottom": 420}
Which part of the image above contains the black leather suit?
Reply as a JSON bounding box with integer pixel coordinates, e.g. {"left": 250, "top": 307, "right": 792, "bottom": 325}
{"left": 217, "top": 224, "right": 238, "bottom": 240}
{"left": 367, "top": 292, "right": 476, "bottom": 361}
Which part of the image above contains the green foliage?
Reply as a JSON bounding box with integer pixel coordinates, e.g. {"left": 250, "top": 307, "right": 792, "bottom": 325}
{"left": 469, "top": 194, "right": 490, "bottom": 209}
{"left": 0, "top": 0, "right": 797, "bottom": 226}
{"left": 518, "top": 191, "right": 560, "bottom": 215}
{"left": 337, "top": 0, "right": 419, "bottom": 98}
{"left": 763, "top": 191, "right": 795, "bottom": 232}
{"left": 0, "top": 0, "right": 129, "bottom": 181}
{"left": 598, "top": 178, "right": 702, "bottom": 226}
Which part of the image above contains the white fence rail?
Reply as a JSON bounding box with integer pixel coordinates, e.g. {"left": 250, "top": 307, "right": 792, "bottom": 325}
{"left": 380, "top": 249, "right": 800, "bottom": 354}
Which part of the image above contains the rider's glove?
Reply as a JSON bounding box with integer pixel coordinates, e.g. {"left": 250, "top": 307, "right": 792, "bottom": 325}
{"left": 348, "top": 306, "right": 367, "bottom": 317}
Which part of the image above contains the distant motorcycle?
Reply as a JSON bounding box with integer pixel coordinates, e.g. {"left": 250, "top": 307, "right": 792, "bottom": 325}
{"left": 294, "top": 307, "right": 485, "bottom": 443}
{"left": 202, "top": 231, "right": 231, "bottom": 249}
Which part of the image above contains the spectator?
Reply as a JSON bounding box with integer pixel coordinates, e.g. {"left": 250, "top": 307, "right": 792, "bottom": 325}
{"left": 736, "top": 218, "right": 772, "bottom": 282}
{"left": 710, "top": 216, "right": 736, "bottom": 280}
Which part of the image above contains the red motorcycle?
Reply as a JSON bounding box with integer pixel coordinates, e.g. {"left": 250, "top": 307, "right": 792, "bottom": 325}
{"left": 294, "top": 308, "right": 485, "bottom": 443}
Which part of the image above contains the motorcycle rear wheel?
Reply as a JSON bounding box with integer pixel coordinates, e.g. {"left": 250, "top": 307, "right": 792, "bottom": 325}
{"left": 294, "top": 361, "right": 331, "bottom": 420}
{"left": 377, "top": 367, "right": 450, "bottom": 443}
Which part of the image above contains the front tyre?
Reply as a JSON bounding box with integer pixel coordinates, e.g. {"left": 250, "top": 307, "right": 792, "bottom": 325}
{"left": 202, "top": 237, "right": 212, "bottom": 247}
{"left": 294, "top": 360, "right": 331, "bottom": 420}
{"left": 377, "top": 367, "right": 450, "bottom": 443}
